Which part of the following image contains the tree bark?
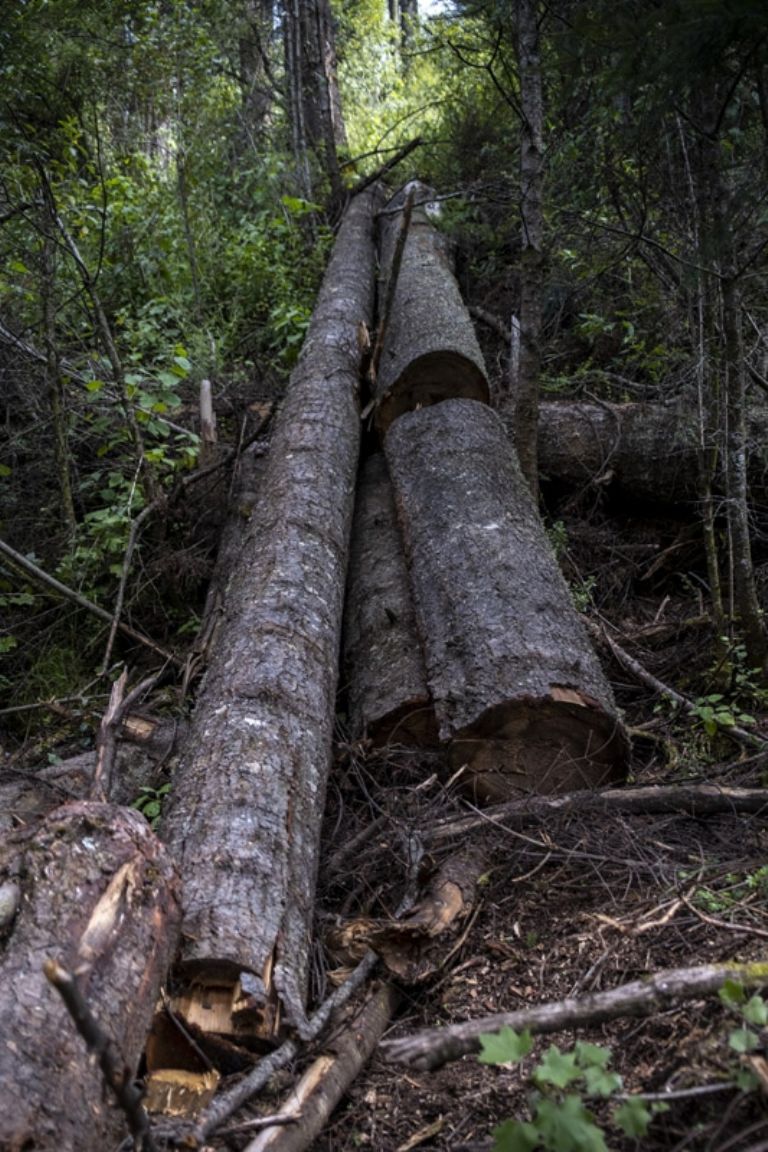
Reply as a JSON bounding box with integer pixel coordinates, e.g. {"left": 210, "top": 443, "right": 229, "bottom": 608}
{"left": 385, "top": 399, "right": 629, "bottom": 802}
{"left": 0, "top": 802, "right": 181, "bottom": 1152}
{"left": 161, "top": 188, "right": 380, "bottom": 1042}
{"left": 342, "top": 453, "right": 437, "bottom": 747}
{"left": 373, "top": 183, "right": 489, "bottom": 435}
{"left": 512, "top": 0, "right": 545, "bottom": 497}
{"left": 535, "top": 398, "right": 768, "bottom": 506}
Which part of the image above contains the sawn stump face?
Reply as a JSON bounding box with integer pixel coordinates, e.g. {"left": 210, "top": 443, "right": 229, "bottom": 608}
{"left": 385, "top": 398, "right": 629, "bottom": 802}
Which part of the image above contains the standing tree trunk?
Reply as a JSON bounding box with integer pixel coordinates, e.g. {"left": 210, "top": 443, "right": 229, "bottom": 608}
{"left": 161, "top": 187, "right": 380, "bottom": 1048}
{"left": 343, "top": 453, "right": 437, "bottom": 747}
{"left": 386, "top": 399, "right": 629, "bottom": 802}
{"left": 512, "top": 0, "right": 545, "bottom": 498}
{"left": 374, "top": 183, "right": 489, "bottom": 435}
{"left": 282, "top": 0, "right": 345, "bottom": 207}
{"left": 0, "top": 802, "right": 180, "bottom": 1152}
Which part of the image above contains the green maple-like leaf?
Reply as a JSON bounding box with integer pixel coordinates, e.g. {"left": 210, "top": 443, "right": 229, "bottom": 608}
{"left": 479, "top": 1027, "right": 534, "bottom": 1065}
{"left": 533, "top": 1046, "right": 581, "bottom": 1089}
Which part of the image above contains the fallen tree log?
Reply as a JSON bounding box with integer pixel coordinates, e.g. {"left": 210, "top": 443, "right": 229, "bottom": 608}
{"left": 342, "top": 453, "right": 437, "bottom": 746}
{"left": 161, "top": 187, "right": 380, "bottom": 1047}
{"left": 381, "top": 959, "right": 768, "bottom": 1071}
{"left": 0, "top": 801, "right": 181, "bottom": 1151}
{"left": 385, "top": 399, "right": 629, "bottom": 801}
{"left": 373, "top": 182, "right": 489, "bottom": 434}
{"left": 536, "top": 398, "right": 768, "bottom": 505}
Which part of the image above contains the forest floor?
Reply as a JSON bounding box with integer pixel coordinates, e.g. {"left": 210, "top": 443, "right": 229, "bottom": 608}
{"left": 199, "top": 489, "right": 768, "bottom": 1152}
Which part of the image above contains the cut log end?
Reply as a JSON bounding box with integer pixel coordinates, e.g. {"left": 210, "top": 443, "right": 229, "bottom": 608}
{"left": 375, "top": 353, "right": 489, "bottom": 434}
{"left": 448, "top": 694, "right": 629, "bottom": 803}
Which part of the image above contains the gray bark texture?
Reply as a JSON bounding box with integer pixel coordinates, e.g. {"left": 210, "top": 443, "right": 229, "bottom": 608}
{"left": 342, "top": 454, "right": 437, "bottom": 747}
{"left": 374, "top": 182, "right": 489, "bottom": 434}
{"left": 0, "top": 802, "right": 181, "bottom": 1152}
{"left": 535, "top": 399, "right": 768, "bottom": 505}
{"left": 161, "top": 187, "right": 380, "bottom": 1038}
{"left": 385, "top": 399, "right": 629, "bottom": 802}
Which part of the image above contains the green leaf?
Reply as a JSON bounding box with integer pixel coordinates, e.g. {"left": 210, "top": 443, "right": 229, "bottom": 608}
{"left": 729, "top": 1027, "right": 759, "bottom": 1053}
{"left": 743, "top": 996, "right": 768, "bottom": 1026}
{"left": 534, "top": 1096, "right": 608, "bottom": 1152}
{"left": 613, "top": 1097, "right": 652, "bottom": 1138}
{"left": 491, "top": 1119, "right": 539, "bottom": 1152}
{"left": 574, "top": 1042, "right": 611, "bottom": 1070}
{"left": 582, "top": 1066, "right": 622, "bottom": 1097}
{"left": 85, "top": 379, "right": 105, "bottom": 393}
{"left": 0, "top": 464, "right": 11, "bottom": 477}
{"left": 533, "top": 1047, "right": 581, "bottom": 1089}
{"left": 720, "top": 979, "right": 746, "bottom": 1007}
{"left": 479, "top": 1027, "right": 534, "bottom": 1065}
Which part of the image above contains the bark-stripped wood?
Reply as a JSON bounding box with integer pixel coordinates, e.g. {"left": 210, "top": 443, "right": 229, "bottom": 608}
{"left": 0, "top": 801, "right": 181, "bottom": 1152}
{"left": 243, "top": 985, "right": 399, "bottom": 1152}
{"left": 536, "top": 399, "right": 768, "bottom": 505}
{"left": 161, "top": 187, "right": 380, "bottom": 1044}
{"left": 385, "top": 399, "right": 629, "bottom": 801}
{"left": 373, "top": 182, "right": 489, "bottom": 434}
{"left": 342, "top": 453, "right": 437, "bottom": 746}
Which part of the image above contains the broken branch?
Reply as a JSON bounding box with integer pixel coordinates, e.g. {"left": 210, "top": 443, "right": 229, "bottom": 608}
{"left": 381, "top": 960, "right": 768, "bottom": 1071}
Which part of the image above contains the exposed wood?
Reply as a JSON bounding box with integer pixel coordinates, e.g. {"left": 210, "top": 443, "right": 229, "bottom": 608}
{"left": 161, "top": 188, "right": 381, "bottom": 1047}
{"left": 373, "top": 182, "right": 489, "bottom": 434}
{"left": 0, "top": 802, "right": 181, "bottom": 1152}
{"left": 536, "top": 398, "right": 768, "bottom": 505}
{"left": 327, "top": 847, "right": 486, "bottom": 983}
{"left": 199, "top": 378, "right": 218, "bottom": 465}
{"left": 243, "top": 985, "right": 399, "bottom": 1152}
{"left": 368, "top": 189, "right": 415, "bottom": 392}
{"left": 385, "top": 399, "right": 629, "bottom": 801}
{"left": 428, "top": 783, "right": 768, "bottom": 845}
{"left": 381, "top": 960, "right": 768, "bottom": 1071}
{"left": 342, "top": 454, "right": 437, "bottom": 746}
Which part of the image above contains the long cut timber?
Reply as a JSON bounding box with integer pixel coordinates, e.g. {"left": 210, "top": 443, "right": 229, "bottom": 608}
{"left": 385, "top": 399, "right": 629, "bottom": 801}
{"left": 373, "top": 182, "right": 489, "bottom": 435}
{"left": 161, "top": 187, "right": 381, "bottom": 1043}
{"left": 536, "top": 398, "right": 768, "bottom": 506}
{"left": 342, "top": 453, "right": 437, "bottom": 746}
{"left": 0, "top": 802, "right": 181, "bottom": 1152}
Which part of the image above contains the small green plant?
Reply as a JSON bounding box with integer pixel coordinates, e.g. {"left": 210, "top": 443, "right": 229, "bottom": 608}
{"left": 719, "top": 980, "right": 768, "bottom": 1089}
{"left": 689, "top": 693, "right": 755, "bottom": 738}
{"left": 479, "top": 1030, "right": 667, "bottom": 1151}
{"left": 133, "top": 783, "right": 172, "bottom": 828}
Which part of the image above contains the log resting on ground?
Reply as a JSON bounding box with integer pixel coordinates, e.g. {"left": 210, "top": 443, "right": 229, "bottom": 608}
{"left": 0, "top": 801, "right": 180, "bottom": 1152}
{"left": 385, "top": 399, "right": 629, "bottom": 801}
{"left": 161, "top": 187, "right": 380, "bottom": 1043}
{"left": 342, "top": 453, "right": 437, "bottom": 746}
{"left": 535, "top": 399, "right": 768, "bottom": 505}
{"left": 374, "top": 182, "right": 489, "bottom": 434}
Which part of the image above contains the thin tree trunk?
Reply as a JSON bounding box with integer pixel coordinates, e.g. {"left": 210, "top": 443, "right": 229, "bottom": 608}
{"left": 161, "top": 188, "right": 380, "bottom": 1047}
{"left": 41, "top": 224, "right": 76, "bottom": 534}
{"left": 513, "top": 0, "right": 545, "bottom": 498}
{"left": 385, "top": 399, "right": 629, "bottom": 802}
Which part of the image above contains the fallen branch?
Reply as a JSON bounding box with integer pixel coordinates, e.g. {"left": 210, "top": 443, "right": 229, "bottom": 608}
{"left": 243, "top": 984, "right": 399, "bottom": 1152}
{"left": 190, "top": 952, "right": 380, "bottom": 1145}
{"left": 381, "top": 960, "right": 768, "bottom": 1071}
{"left": 349, "top": 136, "right": 423, "bottom": 199}
{"left": 0, "top": 537, "right": 181, "bottom": 667}
{"left": 589, "top": 621, "right": 767, "bottom": 752}
{"left": 367, "top": 187, "right": 415, "bottom": 392}
{"left": 428, "top": 784, "right": 768, "bottom": 846}
{"left": 44, "top": 958, "right": 158, "bottom": 1152}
